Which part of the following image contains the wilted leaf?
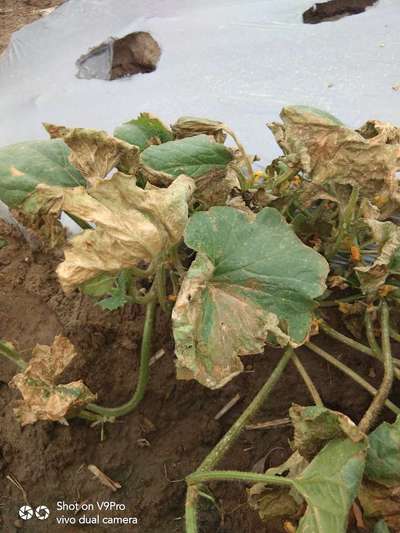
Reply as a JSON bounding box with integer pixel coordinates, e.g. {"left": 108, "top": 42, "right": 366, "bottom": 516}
{"left": 171, "top": 116, "right": 226, "bottom": 143}
{"left": 356, "top": 220, "right": 400, "bottom": 293}
{"left": 365, "top": 416, "right": 400, "bottom": 487}
{"left": 172, "top": 207, "right": 328, "bottom": 389}
{"left": 114, "top": 112, "right": 173, "bottom": 150}
{"left": 293, "top": 438, "right": 367, "bottom": 532}
{"left": 0, "top": 140, "right": 85, "bottom": 208}
{"left": 268, "top": 106, "right": 400, "bottom": 206}
{"left": 248, "top": 452, "right": 306, "bottom": 524}
{"left": 10, "top": 336, "right": 95, "bottom": 425}
{"left": 359, "top": 480, "right": 400, "bottom": 531}
{"left": 43, "top": 125, "right": 140, "bottom": 184}
{"left": 140, "top": 134, "right": 235, "bottom": 205}
{"left": 24, "top": 173, "right": 195, "bottom": 293}
{"left": 290, "top": 404, "right": 364, "bottom": 461}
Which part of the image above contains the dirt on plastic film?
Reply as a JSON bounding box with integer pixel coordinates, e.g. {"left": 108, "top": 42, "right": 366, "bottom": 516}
{"left": 0, "top": 219, "right": 398, "bottom": 533}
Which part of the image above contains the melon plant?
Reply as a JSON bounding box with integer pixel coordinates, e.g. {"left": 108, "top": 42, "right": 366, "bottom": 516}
{"left": 1, "top": 107, "right": 400, "bottom": 532}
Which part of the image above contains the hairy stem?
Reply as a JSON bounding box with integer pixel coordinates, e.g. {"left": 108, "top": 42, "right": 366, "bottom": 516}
{"left": 320, "top": 321, "right": 376, "bottom": 359}
{"left": 187, "top": 470, "right": 293, "bottom": 487}
{"left": 223, "top": 126, "right": 254, "bottom": 180}
{"left": 292, "top": 353, "right": 323, "bottom": 406}
{"left": 359, "top": 302, "right": 394, "bottom": 433}
{"left": 185, "top": 348, "right": 293, "bottom": 533}
{"left": 0, "top": 340, "right": 27, "bottom": 370}
{"left": 327, "top": 185, "right": 359, "bottom": 259}
{"left": 86, "top": 300, "right": 157, "bottom": 418}
{"left": 306, "top": 341, "right": 400, "bottom": 416}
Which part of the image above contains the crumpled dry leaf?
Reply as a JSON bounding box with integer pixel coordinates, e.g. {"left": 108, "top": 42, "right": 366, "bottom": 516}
{"left": 10, "top": 336, "right": 95, "bottom": 426}
{"left": 358, "top": 481, "right": 400, "bottom": 531}
{"left": 24, "top": 173, "right": 195, "bottom": 293}
{"left": 27, "top": 173, "right": 194, "bottom": 293}
{"left": 248, "top": 451, "right": 306, "bottom": 525}
{"left": 356, "top": 219, "right": 400, "bottom": 293}
{"left": 171, "top": 116, "right": 226, "bottom": 143}
{"left": 268, "top": 106, "right": 400, "bottom": 206}
{"left": 43, "top": 124, "right": 140, "bottom": 184}
{"left": 290, "top": 404, "right": 364, "bottom": 461}
{"left": 357, "top": 119, "right": 400, "bottom": 145}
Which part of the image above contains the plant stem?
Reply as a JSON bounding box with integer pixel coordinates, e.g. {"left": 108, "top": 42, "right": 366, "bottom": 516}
{"left": 306, "top": 341, "right": 400, "bottom": 416}
{"left": 185, "top": 348, "right": 293, "bottom": 533}
{"left": 187, "top": 470, "right": 293, "bottom": 488}
{"left": 0, "top": 340, "right": 27, "bottom": 370}
{"left": 318, "top": 293, "right": 365, "bottom": 307}
{"left": 365, "top": 310, "right": 382, "bottom": 358}
{"left": 223, "top": 126, "right": 254, "bottom": 180}
{"left": 319, "top": 321, "right": 376, "bottom": 359}
{"left": 359, "top": 302, "right": 394, "bottom": 433}
{"left": 327, "top": 185, "right": 359, "bottom": 260}
{"left": 201, "top": 347, "right": 293, "bottom": 472}
{"left": 86, "top": 300, "right": 157, "bottom": 418}
{"left": 292, "top": 353, "right": 323, "bottom": 406}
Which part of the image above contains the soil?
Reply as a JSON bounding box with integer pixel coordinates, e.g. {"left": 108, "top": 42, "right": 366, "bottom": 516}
{"left": 0, "top": 0, "right": 65, "bottom": 54}
{"left": 0, "top": 220, "right": 399, "bottom": 533}
{"left": 303, "top": 0, "right": 378, "bottom": 24}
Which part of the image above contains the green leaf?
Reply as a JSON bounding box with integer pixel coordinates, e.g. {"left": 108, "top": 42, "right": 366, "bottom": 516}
{"left": 80, "top": 273, "right": 117, "bottom": 297}
{"left": 365, "top": 415, "right": 400, "bottom": 486}
{"left": 98, "top": 271, "right": 131, "bottom": 311}
{"left": 114, "top": 112, "right": 173, "bottom": 150}
{"left": 374, "top": 519, "right": 391, "bottom": 533}
{"left": 293, "top": 438, "right": 367, "bottom": 533}
{"left": 290, "top": 404, "right": 364, "bottom": 461}
{"left": 141, "top": 134, "right": 233, "bottom": 178}
{"left": 172, "top": 206, "right": 329, "bottom": 389}
{"left": 0, "top": 140, "right": 85, "bottom": 208}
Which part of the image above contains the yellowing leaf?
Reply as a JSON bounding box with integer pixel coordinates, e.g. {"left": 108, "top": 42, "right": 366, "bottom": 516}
{"left": 269, "top": 106, "right": 400, "bottom": 205}
{"left": 43, "top": 124, "right": 140, "bottom": 184}
{"left": 172, "top": 207, "right": 328, "bottom": 389}
{"left": 10, "top": 336, "right": 95, "bottom": 426}
{"left": 25, "top": 173, "right": 195, "bottom": 293}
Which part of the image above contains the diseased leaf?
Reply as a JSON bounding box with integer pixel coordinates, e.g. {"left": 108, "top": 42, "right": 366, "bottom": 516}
{"left": 359, "top": 481, "right": 400, "bottom": 531}
{"left": 114, "top": 112, "right": 173, "bottom": 150}
{"left": 290, "top": 404, "right": 364, "bottom": 461}
{"left": 172, "top": 207, "right": 329, "bottom": 389}
{"left": 293, "top": 438, "right": 367, "bottom": 533}
{"left": 140, "top": 134, "right": 235, "bottom": 206}
{"left": 10, "top": 336, "right": 95, "bottom": 426}
{"left": 268, "top": 106, "right": 400, "bottom": 206}
{"left": 171, "top": 116, "right": 226, "bottom": 143}
{"left": 0, "top": 140, "right": 85, "bottom": 208}
{"left": 356, "top": 220, "right": 400, "bottom": 293}
{"left": 24, "top": 173, "right": 195, "bottom": 293}
{"left": 248, "top": 451, "right": 306, "bottom": 525}
{"left": 43, "top": 124, "right": 140, "bottom": 183}
{"left": 365, "top": 416, "right": 400, "bottom": 487}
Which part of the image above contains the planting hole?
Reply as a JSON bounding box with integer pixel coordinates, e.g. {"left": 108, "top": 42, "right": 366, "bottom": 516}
{"left": 76, "top": 32, "right": 161, "bottom": 80}
{"left": 303, "top": 0, "right": 378, "bottom": 24}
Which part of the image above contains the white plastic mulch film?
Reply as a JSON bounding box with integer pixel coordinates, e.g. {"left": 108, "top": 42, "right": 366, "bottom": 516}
{"left": 0, "top": 0, "right": 399, "bottom": 224}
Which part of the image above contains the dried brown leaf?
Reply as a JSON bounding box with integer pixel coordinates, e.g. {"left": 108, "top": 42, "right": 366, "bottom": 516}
{"left": 10, "top": 336, "right": 96, "bottom": 426}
